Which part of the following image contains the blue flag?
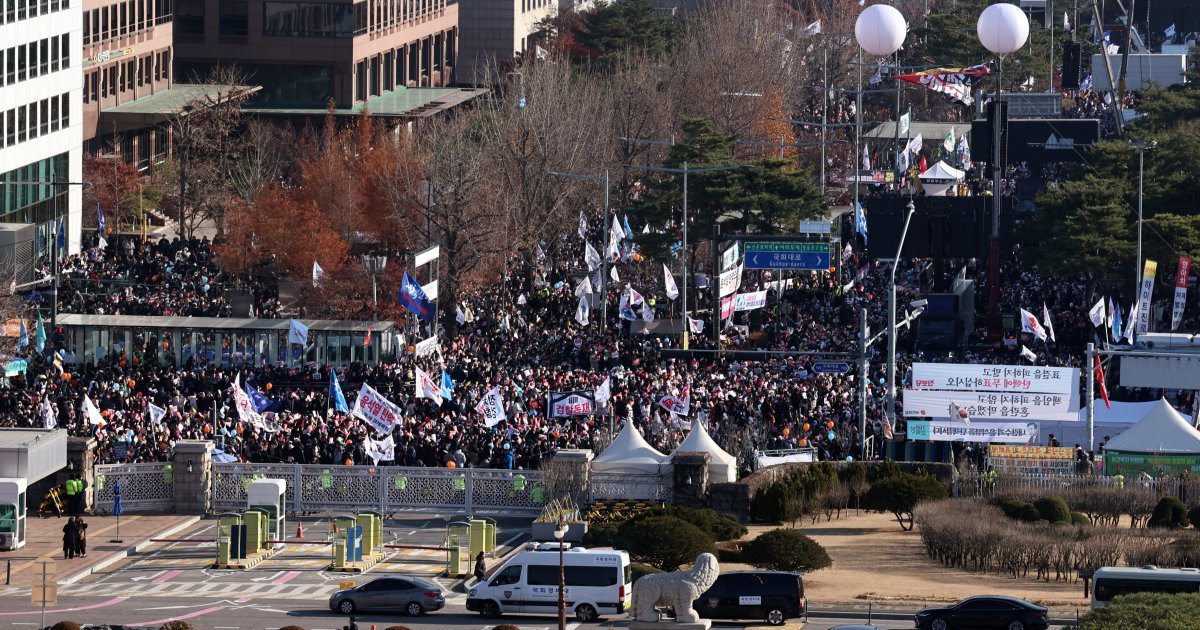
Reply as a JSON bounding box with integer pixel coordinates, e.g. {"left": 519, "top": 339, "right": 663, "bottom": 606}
{"left": 329, "top": 370, "right": 350, "bottom": 414}
{"left": 855, "top": 202, "right": 868, "bottom": 245}
{"left": 56, "top": 217, "right": 65, "bottom": 252}
{"left": 1109, "top": 297, "right": 1122, "bottom": 341}
{"left": 398, "top": 271, "right": 436, "bottom": 322}
{"left": 35, "top": 311, "right": 46, "bottom": 353}
{"left": 17, "top": 319, "right": 28, "bottom": 350}
{"left": 440, "top": 370, "right": 455, "bottom": 400}
{"left": 245, "top": 383, "right": 272, "bottom": 413}
{"left": 97, "top": 204, "right": 106, "bottom": 233}
{"left": 623, "top": 215, "right": 633, "bottom": 241}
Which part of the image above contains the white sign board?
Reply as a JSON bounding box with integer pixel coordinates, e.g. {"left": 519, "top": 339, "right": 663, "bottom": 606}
{"left": 718, "top": 264, "right": 743, "bottom": 298}
{"left": 907, "top": 420, "right": 1039, "bottom": 444}
{"left": 422, "top": 279, "right": 438, "bottom": 300}
{"left": 414, "top": 336, "right": 439, "bottom": 357}
{"left": 733, "top": 290, "right": 768, "bottom": 311}
{"left": 911, "top": 363, "right": 1077, "bottom": 395}
{"left": 902, "top": 389, "right": 1077, "bottom": 421}
{"left": 797, "top": 220, "right": 831, "bottom": 234}
{"left": 414, "top": 245, "right": 440, "bottom": 267}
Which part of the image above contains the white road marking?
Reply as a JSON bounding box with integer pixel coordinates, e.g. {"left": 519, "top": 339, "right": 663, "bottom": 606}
{"left": 130, "top": 570, "right": 168, "bottom": 582}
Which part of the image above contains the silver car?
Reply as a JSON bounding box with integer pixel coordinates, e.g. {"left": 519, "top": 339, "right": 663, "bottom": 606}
{"left": 328, "top": 576, "right": 446, "bottom": 616}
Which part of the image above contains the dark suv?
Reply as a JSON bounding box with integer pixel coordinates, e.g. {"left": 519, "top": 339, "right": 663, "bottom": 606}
{"left": 694, "top": 571, "right": 805, "bottom": 626}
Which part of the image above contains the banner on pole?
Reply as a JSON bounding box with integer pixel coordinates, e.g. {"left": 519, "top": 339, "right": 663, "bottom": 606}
{"left": 1172, "top": 257, "right": 1191, "bottom": 331}
{"left": 548, "top": 390, "right": 596, "bottom": 418}
{"left": 733, "top": 290, "right": 768, "bottom": 311}
{"left": 352, "top": 383, "right": 402, "bottom": 433}
{"left": 907, "top": 420, "right": 1039, "bottom": 443}
{"left": 911, "top": 363, "right": 1078, "bottom": 395}
{"left": 1136, "top": 259, "right": 1158, "bottom": 334}
{"left": 902, "top": 389, "right": 1077, "bottom": 421}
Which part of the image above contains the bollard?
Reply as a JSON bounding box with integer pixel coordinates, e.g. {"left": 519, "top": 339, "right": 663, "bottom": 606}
{"left": 5, "top": 559, "right": 9, "bottom": 585}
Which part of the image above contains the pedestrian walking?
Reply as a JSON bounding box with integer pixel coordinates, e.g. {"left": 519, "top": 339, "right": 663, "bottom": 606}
{"left": 75, "top": 516, "right": 88, "bottom": 557}
{"left": 474, "top": 550, "right": 487, "bottom": 582}
{"left": 62, "top": 517, "right": 78, "bottom": 559}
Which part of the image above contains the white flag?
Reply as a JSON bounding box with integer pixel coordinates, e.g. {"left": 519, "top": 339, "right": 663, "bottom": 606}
{"left": 575, "top": 295, "right": 590, "bottom": 326}
{"left": 584, "top": 242, "right": 602, "bottom": 271}
{"left": 594, "top": 377, "right": 612, "bottom": 406}
{"left": 83, "top": 394, "right": 105, "bottom": 425}
{"left": 575, "top": 276, "right": 594, "bottom": 297}
{"left": 535, "top": 44, "right": 549, "bottom": 60}
{"left": 148, "top": 402, "right": 167, "bottom": 425}
{"left": 288, "top": 319, "right": 309, "bottom": 345}
{"left": 664, "top": 264, "right": 679, "bottom": 300}
{"left": 1125, "top": 299, "right": 1139, "bottom": 342}
{"left": 642, "top": 223, "right": 651, "bottom": 234}
{"left": 1042, "top": 302, "right": 1056, "bottom": 342}
{"left": 1019, "top": 308, "right": 1048, "bottom": 342}
{"left": 313, "top": 260, "right": 325, "bottom": 287}
{"left": 366, "top": 435, "right": 395, "bottom": 464}
{"left": 642, "top": 301, "right": 655, "bottom": 322}
{"left": 688, "top": 317, "right": 705, "bottom": 334}
{"left": 611, "top": 215, "right": 626, "bottom": 242}
{"left": 803, "top": 19, "right": 821, "bottom": 36}
{"left": 1166, "top": 23, "right": 1176, "bottom": 39}
{"left": 232, "top": 374, "right": 274, "bottom": 431}
{"left": 517, "top": 293, "right": 527, "bottom": 306}
{"left": 97, "top": 236, "right": 107, "bottom": 250}
{"left": 1088, "top": 298, "right": 1106, "bottom": 327}
{"left": 943, "top": 127, "right": 955, "bottom": 152}
{"left": 906, "top": 133, "right": 924, "bottom": 156}
{"left": 628, "top": 287, "right": 644, "bottom": 306}
{"left": 1020, "top": 345, "right": 1038, "bottom": 362}
{"left": 415, "top": 367, "right": 443, "bottom": 403}
{"left": 610, "top": 266, "right": 620, "bottom": 283}
{"left": 41, "top": 397, "right": 56, "bottom": 429}
{"left": 474, "top": 386, "right": 507, "bottom": 427}
{"left": 578, "top": 210, "right": 588, "bottom": 238}
{"left": 607, "top": 232, "right": 621, "bottom": 261}
{"left": 949, "top": 401, "right": 971, "bottom": 423}
{"left": 456, "top": 305, "right": 467, "bottom": 325}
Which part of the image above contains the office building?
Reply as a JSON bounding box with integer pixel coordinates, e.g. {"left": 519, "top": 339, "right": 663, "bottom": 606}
{"left": 456, "top": 0, "right": 556, "bottom": 85}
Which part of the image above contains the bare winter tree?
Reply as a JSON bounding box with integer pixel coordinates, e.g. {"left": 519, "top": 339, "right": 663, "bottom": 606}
{"left": 603, "top": 52, "right": 674, "bottom": 206}
{"left": 229, "top": 120, "right": 295, "bottom": 203}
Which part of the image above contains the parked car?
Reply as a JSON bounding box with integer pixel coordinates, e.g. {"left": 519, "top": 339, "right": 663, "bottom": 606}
{"left": 328, "top": 576, "right": 446, "bottom": 616}
{"left": 693, "top": 570, "right": 805, "bottom": 626}
{"left": 914, "top": 595, "right": 1049, "bottom": 630}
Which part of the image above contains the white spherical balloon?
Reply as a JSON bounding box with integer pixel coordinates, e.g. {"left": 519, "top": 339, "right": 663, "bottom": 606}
{"left": 855, "top": 4, "right": 908, "bottom": 57}
{"left": 977, "top": 3, "right": 1030, "bottom": 54}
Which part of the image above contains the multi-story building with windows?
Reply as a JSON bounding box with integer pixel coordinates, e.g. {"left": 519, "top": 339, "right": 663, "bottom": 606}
{"left": 456, "top": 0, "right": 558, "bottom": 85}
{"left": 173, "top": 0, "right": 458, "bottom": 108}
{"left": 0, "top": 0, "right": 84, "bottom": 258}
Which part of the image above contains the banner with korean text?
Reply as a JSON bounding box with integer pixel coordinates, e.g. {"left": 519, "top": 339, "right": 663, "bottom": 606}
{"left": 911, "top": 363, "right": 1078, "bottom": 395}
{"left": 987, "top": 445, "right": 1076, "bottom": 475}
{"left": 352, "top": 383, "right": 402, "bottom": 433}
{"left": 908, "top": 420, "right": 1038, "bottom": 443}
{"left": 548, "top": 390, "right": 596, "bottom": 418}
{"left": 902, "top": 389, "right": 1077, "bottom": 421}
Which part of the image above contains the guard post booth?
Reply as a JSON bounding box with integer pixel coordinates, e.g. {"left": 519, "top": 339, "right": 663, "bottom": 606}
{"left": 0, "top": 479, "right": 27, "bottom": 550}
{"left": 247, "top": 479, "right": 287, "bottom": 543}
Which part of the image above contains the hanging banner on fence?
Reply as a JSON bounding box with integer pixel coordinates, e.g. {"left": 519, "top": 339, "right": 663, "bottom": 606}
{"left": 1172, "top": 257, "right": 1191, "bottom": 331}
{"left": 911, "top": 363, "right": 1078, "bottom": 395}
{"left": 902, "top": 389, "right": 1077, "bottom": 421}
{"left": 908, "top": 420, "right": 1039, "bottom": 443}
{"left": 987, "top": 445, "right": 1076, "bottom": 475}
{"left": 413, "top": 336, "right": 440, "bottom": 358}
{"left": 1136, "top": 259, "right": 1158, "bottom": 334}
{"left": 721, "top": 294, "right": 736, "bottom": 320}
{"left": 1104, "top": 451, "right": 1200, "bottom": 477}
{"left": 352, "top": 383, "right": 402, "bottom": 433}
{"left": 548, "top": 390, "right": 596, "bottom": 418}
{"left": 734, "top": 290, "right": 768, "bottom": 311}
{"left": 718, "top": 264, "right": 743, "bottom": 298}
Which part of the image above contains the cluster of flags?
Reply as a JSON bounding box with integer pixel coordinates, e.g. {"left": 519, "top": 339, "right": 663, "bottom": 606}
{"left": 574, "top": 211, "right": 673, "bottom": 328}
{"left": 897, "top": 64, "right": 991, "bottom": 106}
{"left": 1017, "top": 304, "right": 1056, "bottom": 363}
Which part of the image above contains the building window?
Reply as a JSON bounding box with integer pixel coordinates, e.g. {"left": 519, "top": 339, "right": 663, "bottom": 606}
{"left": 263, "top": 2, "right": 355, "bottom": 38}
{"left": 220, "top": 0, "right": 248, "bottom": 36}
{"left": 155, "top": 0, "right": 171, "bottom": 25}
{"left": 176, "top": 0, "right": 203, "bottom": 34}
{"left": 17, "top": 46, "right": 26, "bottom": 81}
{"left": 39, "top": 99, "right": 48, "bottom": 136}
{"left": 39, "top": 38, "right": 48, "bottom": 75}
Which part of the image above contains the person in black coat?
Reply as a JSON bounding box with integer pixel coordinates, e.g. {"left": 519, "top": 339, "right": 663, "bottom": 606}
{"left": 62, "top": 517, "right": 79, "bottom": 559}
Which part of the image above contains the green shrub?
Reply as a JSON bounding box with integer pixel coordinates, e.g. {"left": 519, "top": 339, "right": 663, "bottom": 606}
{"left": 1189, "top": 506, "right": 1200, "bottom": 530}
{"left": 741, "top": 528, "right": 832, "bottom": 573}
{"left": 628, "top": 505, "right": 746, "bottom": 541}
{"left": 584, "top": 522, "right": 619, "bottom": 546}
{"left": 997, "top": 498, "right": 1027, "bottom": 518}
{"left": 1033, "top": 495, "right": 1072, "bottom": 525}
{"left": 862, "top": 473, "right": 948, "bottom": 530}
{"left": 1013, "top": 503, "right": 1042, "bottom": 522}
{"left": 630, "top": 563, "right": 664, "bottom": 582}
{"left": 620, "top": 516, "right": 716, "bottom": 571}
{"left": 1079, "top": 592, "right": 1200, "bottom": 629}
{"left": 1071, "top": 511, "right": 1091, "bottom": 526}
{"left": 49, "top": 623, "right": 81, "bottom": 630}
{"left": 1150, "top": 496, "right": 1189, "bottom": 528}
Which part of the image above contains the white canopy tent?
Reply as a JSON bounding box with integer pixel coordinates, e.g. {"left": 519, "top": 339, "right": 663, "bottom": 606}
{"left": 592, "top": 421, "right": 670, "bottom": 475}
{"left": 919, "top": 160, "right": 965, "bottom": 196}
{"left": 1103, "top": 398, "right": 1200, "bottom": 454}
{"left": 672, "top": 418, "right": 738, "bottom": 482}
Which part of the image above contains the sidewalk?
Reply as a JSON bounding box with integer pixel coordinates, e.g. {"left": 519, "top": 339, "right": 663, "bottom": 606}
{"left": 1, "top": 513, "right": 200, "bottom": 586}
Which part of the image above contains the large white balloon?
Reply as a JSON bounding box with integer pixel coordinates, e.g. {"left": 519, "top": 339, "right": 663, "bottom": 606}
{"left": 977, "top": 3, "right": 1030, "bottom": 54}
{"left": 855, "top": 4, "right": 907, "bottom": 57}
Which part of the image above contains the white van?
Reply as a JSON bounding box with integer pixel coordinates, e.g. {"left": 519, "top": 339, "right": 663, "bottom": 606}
{"left": 466, "top": 543, "right": 632, "bottom": 622}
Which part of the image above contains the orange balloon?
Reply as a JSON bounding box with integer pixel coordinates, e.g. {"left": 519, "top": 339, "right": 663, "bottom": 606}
{"left": 446, "top": 461, "right": 457, "bottom": 468}
{"left": 802, "top": 423, "right": 810, "bottom": 432}
{"left": 800, "top": 438, "right": 808, "bottom": 447}
{"left": 266, "top": 383, "right": 272, "bottom": 391}
{"left": 128, "top": 379, "right": 136, "bottom": 388}
{"left": 61, "top": 373, "right": 71, "bottom": 380}
{"left": 782, "top": 427, "right": 790, "bottom": 436}
{"left": 827, "top": 421, "right": 835, "bottom": 430}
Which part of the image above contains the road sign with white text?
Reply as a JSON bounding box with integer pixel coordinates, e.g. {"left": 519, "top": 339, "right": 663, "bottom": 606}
{"left": 813, "top": 362, "right": 851, "bottom": 374}
{"left": 743, "top": 242, "right": 831, "bottom": 271}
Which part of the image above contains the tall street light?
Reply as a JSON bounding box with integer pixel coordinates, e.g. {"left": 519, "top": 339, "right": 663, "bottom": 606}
{"left": 549, "top": 169, "right": 611, "bottom": 332}
{"left": 1133, "top": 140, "right": 1156, "bottom": 289}
{"left": 627, "top": 163, "right": 745, "bottom": 349}
{"left": 361, "top": 255, "right": 387, "bottom": 321}
{"left": 977, "top": 2, "right": 1030, "bottom": 340}
{"left": 886, "top": 200, "right": 918, "bottom": 433}
{"left": 553, "top": 518, "right": 569, "bottom": 630}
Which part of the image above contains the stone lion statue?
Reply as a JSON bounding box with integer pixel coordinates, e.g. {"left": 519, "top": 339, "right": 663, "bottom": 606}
{"left": 631, "top": 552, "right": 720, "bottom": 623}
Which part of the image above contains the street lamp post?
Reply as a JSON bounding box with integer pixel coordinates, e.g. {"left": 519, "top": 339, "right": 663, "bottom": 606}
{"left": 553, "top": 518, "right": 569, "bottom": 630}
{"left": 1134, "top": 140, "right": 1156, "bottom": 288}
{"left": 549, "top": 169, "right": 610, "bottom": 332}
{"left": 977, "top": 3, "right": 1030, "bottom": 340}
{"left": 886, "top": 200, "right": 917, "bottom": 431}
{"left": 361, "top": 255, "right": 388, "bottom": 321}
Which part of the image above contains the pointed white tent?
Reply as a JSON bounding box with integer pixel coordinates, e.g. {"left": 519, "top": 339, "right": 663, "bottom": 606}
{"left": 593, "top": 421, "right": 670, "bottom": 474}
{"left": 1103, "top": 398, "right": 1200, "bottom": 454}
{"left": 672, "top": 418, "right": 738, "bottom": 482}
{"left": 918, "top": 160, "right": 965, "bottom": 197}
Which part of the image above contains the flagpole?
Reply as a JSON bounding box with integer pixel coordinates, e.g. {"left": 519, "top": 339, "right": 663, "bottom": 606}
{"left": 1086, "top": 342, "right": 1095, "bottom": 454}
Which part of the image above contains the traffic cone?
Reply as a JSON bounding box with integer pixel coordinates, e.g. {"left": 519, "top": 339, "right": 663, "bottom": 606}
{"left": 296, "top": 521, "right": 304, "bottom": 539}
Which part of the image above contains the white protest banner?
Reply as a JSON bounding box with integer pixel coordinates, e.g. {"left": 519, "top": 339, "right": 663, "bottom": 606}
{"left": 902, "top": 389, "right": 1077, "bottom": 421}
{"left": 147, "top": 403, "right": 166, "bottom": 426}
{"left": 718, "top": 264, "right": 743, "bottom": 298}
{"left": 1136, "top": 259, "right": 1158, "bottom": 334}
{"left": 366, "top": 435, "right": 395, "bottom": 464}
{"left": 414, "top": 335, "right": 439, "bottom": 358}
{"left": 907, "top": 420, "right": 1038, "bottom": 444}
{"left": 352, "top": 383, "right": 402, "bottom": 433}
{"left": 414, "top": 367, "right": 443, "bottom": 403}
{"left": 911, "top": 363, "right": 1077, "bottom": 395}
{"left": 720, "top": 242, "right": 741, "bottom": 271}
{"left": 734, "top": 290, "right": 768, "bottom": 311}
{"left": 475, "top": 386, "right": 507, "bottom": 427}
{"left": 1172, "top": 257, "right": 1191, "bottom": 331}
{"left": 721, "top": 294, "right": 736, "bottom": 320}
{"left": 548, "top": 390, "right": 596, "bottom": 418}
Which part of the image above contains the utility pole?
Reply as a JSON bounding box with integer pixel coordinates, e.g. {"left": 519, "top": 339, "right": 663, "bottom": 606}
{"left": 858, "top": 308, "right": 869, "bottom": 459}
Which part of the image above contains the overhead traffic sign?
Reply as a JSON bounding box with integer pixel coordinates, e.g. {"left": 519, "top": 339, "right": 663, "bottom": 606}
{"left": 812, "top": 362, "right": 851, "bottom": 374}
{"left": 743, "top": 242, "right": 831, "bottom": 271}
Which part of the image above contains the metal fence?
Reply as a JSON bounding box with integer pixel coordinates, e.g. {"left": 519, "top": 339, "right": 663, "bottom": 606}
{"left": 971, "top": 472, "right": 1192, "bottom": 499}
{"left": 589, "top": 472, "right": 672, "bottom": 502}
{"left": 94, "top": 462, "right": 176, "bottom": 513}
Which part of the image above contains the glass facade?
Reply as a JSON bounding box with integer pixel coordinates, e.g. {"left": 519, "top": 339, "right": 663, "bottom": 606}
{"left": 263, "top": 1, "right": 354, "bottom": 38}
{"left": 182, "top": 61, "right": 334, "bottom": 107}
{"left": 1, "top": 152, "right": 69, "bottom": 225}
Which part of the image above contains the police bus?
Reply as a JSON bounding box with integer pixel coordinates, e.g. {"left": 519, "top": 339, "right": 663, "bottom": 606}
{"left": 1091, "top": 566, "right": 1200, "bottom": 609}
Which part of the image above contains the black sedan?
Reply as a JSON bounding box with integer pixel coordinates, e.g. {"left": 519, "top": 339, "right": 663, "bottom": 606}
{"left": 914, "top": 595, "right": 1049, "bottom": 630}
